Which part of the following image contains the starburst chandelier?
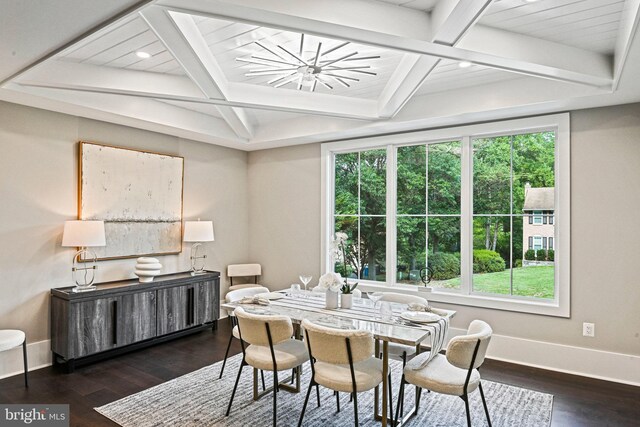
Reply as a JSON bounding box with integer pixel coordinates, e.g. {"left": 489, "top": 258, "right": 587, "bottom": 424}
{"left": 236, "top": 34, "right": 379, "bottom": 92}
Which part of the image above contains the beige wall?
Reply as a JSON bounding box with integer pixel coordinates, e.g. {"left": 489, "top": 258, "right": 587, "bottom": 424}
{"left": 0, "top": 101, "right": 249, "bottom": 343}
{"left": 248, "top": 143, "right": 321, "bottom": 289}
{"left": 248, "top": 103, "right": 640, "bottom": 356}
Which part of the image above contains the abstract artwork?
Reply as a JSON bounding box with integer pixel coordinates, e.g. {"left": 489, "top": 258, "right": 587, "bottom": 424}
{"left": 79, "top": 142, "right": 184, "bottom": 260}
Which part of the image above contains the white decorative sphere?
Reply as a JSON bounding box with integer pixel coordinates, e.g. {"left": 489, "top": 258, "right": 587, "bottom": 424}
{"left": 134, "top": 257, "right": 162, "bottom": 282}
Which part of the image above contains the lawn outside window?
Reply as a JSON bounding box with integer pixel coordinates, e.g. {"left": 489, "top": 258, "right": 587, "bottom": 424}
{"left": 321, "top": 114, "right": 570, "bottom": 317}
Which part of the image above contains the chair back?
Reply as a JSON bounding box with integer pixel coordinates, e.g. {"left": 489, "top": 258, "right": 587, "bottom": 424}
{"left": 378, "top": 292, "right": 427, "bottom": 305}
{"left": 302, "top": 319, "right": 373, "bottom": 365}
{"left": 228, "top": 263, "right": 261, "bottom": 277}
{"left": 446, "top": 320, "right": 492, "bottom": 370}
{"left": 225, "top": 286, "right": 270, "bottom": 303}
{"left": 234, "top": 307, "right": 293, "bottom": 346}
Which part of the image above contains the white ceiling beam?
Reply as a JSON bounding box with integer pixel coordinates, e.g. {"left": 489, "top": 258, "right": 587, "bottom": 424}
{"left": 139, "top": 6, "right": 254, "bottom": 140}
{"left": 15, "top": 60, "right": 379, "bottom": 120}
{"left": 613, "top": 0, "right": 640, "bottom": 90}
{"left": 378, "top": 0, "right": 493, "bottom": 118}
{"left": 3, "top": 83, "right": 243, "bottom": 145}
{"left": 17, "top": 60, "right": 205, "bottom": 99}
{"left": 225, "top": 83, "right": 379, "bottom": 120}
{"left": 156, "top": 0, "right": 612, "bottom": 88}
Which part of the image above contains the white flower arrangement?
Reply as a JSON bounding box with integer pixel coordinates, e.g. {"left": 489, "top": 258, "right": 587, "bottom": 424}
{"left": 318, "top": 272, "right": 343, "bottom": 293}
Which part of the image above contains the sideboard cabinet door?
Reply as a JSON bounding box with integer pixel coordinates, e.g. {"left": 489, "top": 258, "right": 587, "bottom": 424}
{"left": 71, "top": 297, "right": 118, "bottom": 358}
{"left": 118, "top": 291, "right": 157, "bottom": 346}
{"left": 196, "top": 280, "right": 218, "bottom": 324}
{"left": 156, "top": 285, "right": 189, "bottom": 335}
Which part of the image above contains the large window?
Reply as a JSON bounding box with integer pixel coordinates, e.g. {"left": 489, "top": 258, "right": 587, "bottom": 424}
{"left": 324, "top": 114, "right": 570, "bottom": 317}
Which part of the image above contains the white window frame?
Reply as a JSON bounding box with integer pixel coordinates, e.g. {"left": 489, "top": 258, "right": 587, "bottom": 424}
{"left": 321, "top": 113, "right": 570, "bottom": 317}
{"left": 533, "top": 235, "right": 544, "bottom": 250}
{"left": 533, "top": 210, "right": 544, "bottom": 225}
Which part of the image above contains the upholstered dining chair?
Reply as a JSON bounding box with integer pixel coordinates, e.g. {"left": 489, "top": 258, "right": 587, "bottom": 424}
{"left": 0, "top": 330, "right": 28, "bottom": 387}
{"left": 377, "top": 292, "right": 429, "bottom": 366}
{"left": 298, "top": 319, "right": 393, "bottom": 427}
{"left": 219, "top": 286, "right": 270, "bottom": 379}
{"left": 226, "top": 307, "right": 309, "bottom": 427}
{"left": 227, "top": 263, "right": 263, "bottom": 291}
{"left": 396, "top": 320, "right": 493, "bottom": 426}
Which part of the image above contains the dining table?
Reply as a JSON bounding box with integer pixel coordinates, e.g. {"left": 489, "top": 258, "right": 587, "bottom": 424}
{"left": 221, "top": 290, "right": 456, "bottom": 427}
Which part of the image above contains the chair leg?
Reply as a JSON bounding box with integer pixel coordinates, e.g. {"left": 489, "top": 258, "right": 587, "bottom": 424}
{"left": 297, "top": 382, "right": 314, "bottom": 427}
{"left": 387, "top": 374, "right": 394, "bottom": 425}
{"left": 353, "top": 392, "right": 359, "bottom": 427}
{"left": 336, "top": 391, "right": 340, "bottom": 412}
{"left": 478, "top": 382, "right": 492, "bottom": 427}
{"left": 463, "top": 395, "right": 471, "bottom": 427}
{"left": 272, "top": 371, "right": 278, "bottom": 427}
{"left": 225, "top": 362, "right": 244, "bottom": 416}
{"left": 219, "top": 333, "right": 234, "bottom": 379}
{"left": 316, "top": 384, "right": 321, "bottom": 408}
{"left": 395, "top": 375, "right": 405, "bottom": 424}
{"left": 22, "top": 340, "right": 28, "bottom": 388}
{"left": 261, "top": 370, "right": 266, "bottom": 391}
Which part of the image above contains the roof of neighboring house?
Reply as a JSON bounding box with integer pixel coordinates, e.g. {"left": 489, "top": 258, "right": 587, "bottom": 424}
{"left": 523, "top": 187, "right": 554, "bottom": 211}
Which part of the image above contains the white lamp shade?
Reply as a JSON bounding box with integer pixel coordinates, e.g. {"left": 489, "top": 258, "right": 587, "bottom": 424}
{"left": 62, "top": 220, "right": 106, "bottom": 247}
{"left": 183, "top": 221, "right": 214, "bottom": 242}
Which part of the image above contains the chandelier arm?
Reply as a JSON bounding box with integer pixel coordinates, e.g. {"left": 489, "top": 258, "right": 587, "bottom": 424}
{"left": 341, "top": 55, "right": 381, "bottom": 62}
{"left": 274, "top": 73, "right": 301, "bottom": 88}
{"left": 321, "top": 41, "right": 350, "bottom": 57}
{"left": 255, "top": 41, "right": 290, "bottom": 61}
{"left": 277, "top": 45, "right": 307, "bottom": 65}
{"left": 329, "top": 76, "right": 350, "bottom": 88}
{"left": 249, "top": 55, "right": 301, "bottom": 66}
{"left": 297, "top": 74, "right": 303, "bottom": 90}
{"left": 246, "top": 69, "right": 300, "bottom": 77}
{"left": 268, "top": 72, "right": 298, "bottom": 84}
{"left": 312, "top": 43, "right": 323, "bottom": 67}
{"left": 325, "top": 66, "right": 372, "bottom": 70}
{"left": 323, "top": 73, "right": 360, "bottom": 82}
{"left": 346, "top": 69, "right": 377, "bottom": 76}
{"left": 237, "top": 57, "right": 297, "bottom": 68}
{"left": 310, "top": 79, "right": 318, "bottom": 92}
{"left": 315, "top": 75, "right": 334, "bottom": 90}
{"left": 320, "top": 51, "right": 359, "bottom": 67}
{"left": 299, "top": 34, "right": 305, "bottom": 57}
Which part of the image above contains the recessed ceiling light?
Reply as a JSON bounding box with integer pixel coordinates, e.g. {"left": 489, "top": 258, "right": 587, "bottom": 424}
{"left": 136, "top": 51, "right": 151, "bottom": 59}
{"left": 523, "top": 0, "right": 539, "bottom": 3}
{"left": 458, "top": 61, "right": 472, "bottom": 68}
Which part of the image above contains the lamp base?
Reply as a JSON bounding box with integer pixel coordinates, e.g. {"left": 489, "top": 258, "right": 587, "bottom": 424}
{"left": 72, "top": 285, "right": 97, "bottom": 293}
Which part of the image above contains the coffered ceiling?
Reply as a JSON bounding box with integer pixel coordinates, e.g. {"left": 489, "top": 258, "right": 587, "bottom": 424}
{"left": 2, "top": 0, "right": 640, "bottom": 150}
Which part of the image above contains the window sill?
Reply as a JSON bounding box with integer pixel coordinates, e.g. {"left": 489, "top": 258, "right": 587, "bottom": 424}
{"left": 357, "top": 282, "right": 569, "bottom": 318}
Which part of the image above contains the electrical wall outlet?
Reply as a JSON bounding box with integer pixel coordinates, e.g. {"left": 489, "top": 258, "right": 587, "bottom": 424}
{"left": 583, "top": 322, "right": 595, "bottom": 337}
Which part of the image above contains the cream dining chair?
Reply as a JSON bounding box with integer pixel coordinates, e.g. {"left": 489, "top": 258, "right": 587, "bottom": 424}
{"left": 298, "top": 319, "right": 393, "bottom": 427}
{"left": 396, "top": 320, "right": 493, "bottom": 426}
{"left": 0, "top": 330, "right": 28, "bottom": 387}
{"left": 227, "top": 263, "right": 264, "bottom": 291}
{"left": 226, "top": 307, "right": 309, "bottom": 427}
{"left": 218, "top": 286, "right": 270, "bottom": 379}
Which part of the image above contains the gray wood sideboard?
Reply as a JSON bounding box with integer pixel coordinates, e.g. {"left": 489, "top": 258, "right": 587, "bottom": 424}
{"left": 50, "top": 271, "right": 220, "bottom": 371}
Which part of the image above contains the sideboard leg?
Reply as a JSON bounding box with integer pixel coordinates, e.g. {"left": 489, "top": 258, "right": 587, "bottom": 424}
{"left": 212, "top": 320, "right": 218, "bottom": 332}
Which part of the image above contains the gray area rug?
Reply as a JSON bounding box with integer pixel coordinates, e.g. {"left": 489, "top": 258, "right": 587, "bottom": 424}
{"left": 96, "top": 353, "right": 553, "bottom": 426}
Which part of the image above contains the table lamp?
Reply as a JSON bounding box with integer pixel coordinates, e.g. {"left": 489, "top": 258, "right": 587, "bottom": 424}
{"left": 62, "top": 220, "right": 106, "bottom": 292}
{"left": 183, "top": 220, "right": 214, "bottom": 275}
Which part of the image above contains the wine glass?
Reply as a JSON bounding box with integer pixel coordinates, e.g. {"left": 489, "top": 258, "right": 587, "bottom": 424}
{"left": 368, "top": 292, "right": 384, "bottom": 310}
{"left": 299, "top": 275, "right": 312, "bottom": 291}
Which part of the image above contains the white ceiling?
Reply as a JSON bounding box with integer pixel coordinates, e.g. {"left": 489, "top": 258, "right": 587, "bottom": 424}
{"left": 1, "top": 0, "right": 640, "bottom": 150}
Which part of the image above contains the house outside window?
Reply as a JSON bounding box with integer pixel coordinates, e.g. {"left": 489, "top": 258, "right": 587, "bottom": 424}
{"left": 322, "top": 114, "right": 570, "bottom": 317}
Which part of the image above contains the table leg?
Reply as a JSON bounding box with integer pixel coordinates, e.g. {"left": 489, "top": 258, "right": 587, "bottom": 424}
{"left": 382, "top": 340, "right": 389, "bottom": 427}
{"left": 374, "top": 339, "right": 380, "bottom": 416}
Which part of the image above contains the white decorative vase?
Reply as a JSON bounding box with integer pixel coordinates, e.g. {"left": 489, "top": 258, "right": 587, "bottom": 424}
{"left": 340, "top": 293, "right": 353, "bottom": 309}
{"left": 134, "top": 257, "right": 162, "bottom": 283}
{"left": 325, "top": 290, "right": 339, "bottom": 309}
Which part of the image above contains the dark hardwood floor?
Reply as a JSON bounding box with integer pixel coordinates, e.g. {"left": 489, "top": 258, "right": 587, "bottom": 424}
{"left": 1, "top": 321, "right": 638, "bottom": 426}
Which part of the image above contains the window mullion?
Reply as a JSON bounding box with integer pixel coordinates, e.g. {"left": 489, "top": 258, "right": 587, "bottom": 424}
{"left": 386, "top": 145, "right": 397, "bottom": 286}
{"left": 461, "top": 136, "right": 472, "bottom": 295}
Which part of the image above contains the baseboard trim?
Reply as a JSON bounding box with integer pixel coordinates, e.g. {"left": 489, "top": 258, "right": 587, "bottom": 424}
{"left": 0, "top": 339, "right": 52, "bottom": 380}
{"left": 3, "top": 329, "right": 638, "bottom": 387}
{"left": 447, "top": 327, "right": 640, "bottom": 387}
